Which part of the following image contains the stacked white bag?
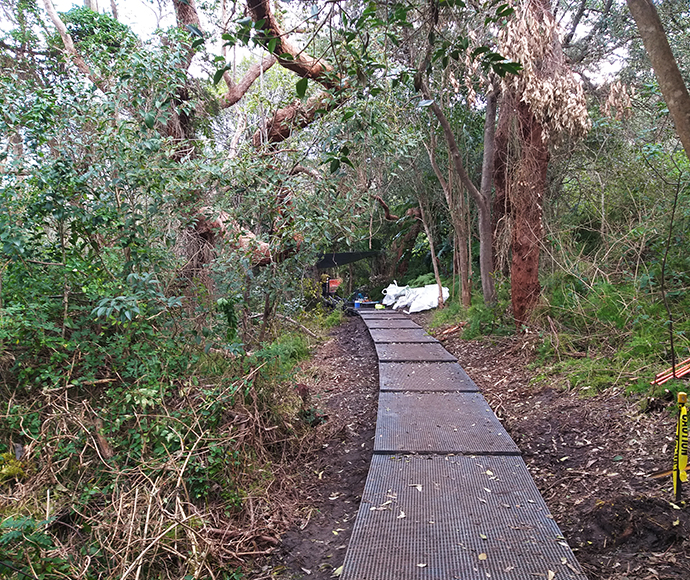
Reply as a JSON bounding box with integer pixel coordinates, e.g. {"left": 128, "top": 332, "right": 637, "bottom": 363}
{"left": 381, "top": 282, "right": 449, "bottom": 313}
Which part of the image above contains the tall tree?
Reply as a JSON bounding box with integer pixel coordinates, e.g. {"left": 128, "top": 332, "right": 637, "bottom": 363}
{"left": 494, "top": 0, "right": 590, "bottom": 325}
{"left": 626, "top": 0, "right": 690, "bottom": 160}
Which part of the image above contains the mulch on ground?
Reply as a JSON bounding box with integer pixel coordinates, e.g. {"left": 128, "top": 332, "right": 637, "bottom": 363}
{"left": 259, "top": 313, "right": 690, "bottom": 580}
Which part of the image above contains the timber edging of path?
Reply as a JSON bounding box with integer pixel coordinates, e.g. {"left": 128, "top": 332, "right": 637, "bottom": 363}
{"left": 339, "top": 310, "right": 588, "bottom": 580}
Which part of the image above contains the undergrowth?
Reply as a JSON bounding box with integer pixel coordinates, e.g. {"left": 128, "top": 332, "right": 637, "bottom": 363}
{"left": 0, "top": 290, "right": 333, "bottom": 579}
{"left": 428, "top": 273, "right": 689, "bottom": 402}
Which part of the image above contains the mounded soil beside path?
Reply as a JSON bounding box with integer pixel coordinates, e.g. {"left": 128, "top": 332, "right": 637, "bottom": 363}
{"left": 258, "top": 313, "right": 690, "bottom": 580}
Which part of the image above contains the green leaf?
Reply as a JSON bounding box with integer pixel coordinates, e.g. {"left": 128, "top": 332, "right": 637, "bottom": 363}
{"left": 296, "top": 77, "right": 309, "bottom": 98}
{"left": 185, "top": 24, "right": 203, "bottom": 38}
{"left": 268, "top": 37, "right": 278, "bottom": 53}
{"left": 330, "top": 158, "right": 341, "bottom": 173}
{"left": 419, "top": 99, "right": 434, "bottom": 108}
{"left": 143, "top": 112, "right": 155, "bottom": 129}
{"left": 213, "top": 67, "right": 228, "bottom": 86}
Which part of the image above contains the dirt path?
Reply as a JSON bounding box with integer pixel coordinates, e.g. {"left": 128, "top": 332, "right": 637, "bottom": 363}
{"left": 260, "top": 314, "right": 690, "bottom": 580}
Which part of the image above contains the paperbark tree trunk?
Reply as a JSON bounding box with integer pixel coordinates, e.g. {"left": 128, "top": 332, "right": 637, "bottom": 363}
{"left": 626, "top": 0, "right": 690, "bottom": 160}
{"left": 495, "top": 93, "right": 549, "bottom": 326}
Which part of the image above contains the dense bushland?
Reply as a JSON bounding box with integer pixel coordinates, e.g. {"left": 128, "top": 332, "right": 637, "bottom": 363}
{"left": 2, "top": 1, "right": 690, "bottom": 578}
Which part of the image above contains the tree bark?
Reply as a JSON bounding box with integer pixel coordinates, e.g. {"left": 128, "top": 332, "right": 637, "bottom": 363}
{"left": 495, "top": 93, "right": 549, "bottom": 327}
{"left": 626, "top": 0, "right": 690, "bottom": 160}
{"left": 221, "top": 56, "right": 276, "bottom": 108}
{"left": 424, "top": 136, "right": 470, "bottom": 307}
{"left": 246, "top": 0, "right": 336, "bottom": 87}
{"left": 479, "top": 88, "right": 498, "bottom": 305}
{"left": 42, "top": 0, "right": 96, "bottom": 82}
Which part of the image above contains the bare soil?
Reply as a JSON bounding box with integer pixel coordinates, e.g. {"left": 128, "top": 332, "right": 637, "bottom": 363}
{"left": 256, "top": 313, "right": 690, "bottom": 580}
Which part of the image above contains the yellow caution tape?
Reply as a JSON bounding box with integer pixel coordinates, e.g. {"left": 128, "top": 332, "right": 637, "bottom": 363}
{"left": 673, "top": 392, "right": 688, "bottom": 499}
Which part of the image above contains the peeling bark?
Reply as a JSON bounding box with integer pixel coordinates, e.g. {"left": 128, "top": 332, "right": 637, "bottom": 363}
{"left": 495, "top": 93, "right": 549, "bottom": 326}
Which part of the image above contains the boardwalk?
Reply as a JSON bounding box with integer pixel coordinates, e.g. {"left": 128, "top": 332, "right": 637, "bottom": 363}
{"left": 340, "top": 310, "right": 587, "bottom": 580}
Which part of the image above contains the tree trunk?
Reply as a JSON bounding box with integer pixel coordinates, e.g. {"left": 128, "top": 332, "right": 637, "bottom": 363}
{"left": 423, "top": 135, "right": 470, "bottom": 307}
{"left": 416, "top": 78, "right": 495, "bottom": 305}
{"left": 418, "top": 202, "right": 444, "bottom": 309}
{"left": 626, "top": 0, "right": 690, "bottom": 160}
{"left": 479, "top": 89, "right": 498, "bottom": 305}
{"left": 496, "top": 93, "right": 549, "bottom": 326}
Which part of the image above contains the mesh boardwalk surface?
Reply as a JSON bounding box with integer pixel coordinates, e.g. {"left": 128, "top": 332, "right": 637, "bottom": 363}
{"left": 375, "top": 342, "right": 457, "bottom": 362}
{"left": 362, "top": 318, "right": 421, "bottom": 329}
{"left": 379, "top": 362, "right": 478, "bottom": 392}
{"left": 374, "top": 392, "right": 519, "bottom": 454}
{"left": 342, "top": 455, "right": 586, "bottom": 580}
{"left": 368, "top": 328, "right": 438, "bottom": 343}
{"left": 340, "top": 310, "right": 587, "bottom": 580}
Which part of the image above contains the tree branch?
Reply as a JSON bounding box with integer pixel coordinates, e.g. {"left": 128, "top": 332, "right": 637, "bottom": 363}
{"left": 626, "top": 0, "right": 690, "bottom": 160}
{"left": 221, "top": 55, "right": 276, "bottom": 108}
{"left": 374, "top": 196, "right": 400, "bottom": 221}
{"left": 42, "top": 0, "right": 96, "bottom": 82}
{"left": 247, "top": 0, "right": 337, "bottom": 88}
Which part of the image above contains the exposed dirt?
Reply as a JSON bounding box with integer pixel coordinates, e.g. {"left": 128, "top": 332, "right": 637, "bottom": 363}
{"left": 255, "top": 313, "right": 690, "bottom": 580}
{"left": 257, "top": 316, "right": 379, "bottom": 580}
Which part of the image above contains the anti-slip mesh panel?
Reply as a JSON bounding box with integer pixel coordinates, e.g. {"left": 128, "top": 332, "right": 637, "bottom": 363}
{"left": 364, "top": 319, "right": 421, "bottom": 329}
{"left": 379, "top": 362, "right": 478, "bottom": 392}
{"left": 374, "top": 392, "right": 518, "bottom": 454}
{"left": 368, "top": 329, "right": 438, "bottom": 343}
{"left": 375, "top": 342, "right": 457, "bottom": 362}
{"left": 358, "top": 311, "right": 408, "bottom": 319}
{"left": 341, "top": 455, "right": 587, "bottom": 580}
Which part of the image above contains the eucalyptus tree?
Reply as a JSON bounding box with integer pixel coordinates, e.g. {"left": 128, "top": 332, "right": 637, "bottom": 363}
{"left": 626, "top": 0, "right": 690, "bottom": 160}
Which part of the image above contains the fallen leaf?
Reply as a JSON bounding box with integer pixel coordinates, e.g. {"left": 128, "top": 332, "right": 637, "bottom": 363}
{"left": 613, "top": 455, "right": 623, "bottom": 462}
{"left": 332, "top": 565, "right": 344, "bottom": 577}
{"left": 417, "top": 563, "right": 427, "bottom": 568}
{"left": 477, "top": 497, "right": 487, "bottom": 503}
{"left": 301, "top": 568, "right": 312, "bottom": 575}
{"left": 547, "top": 570, "right": 556, "bottom": 580}
{"left": 486, "top": 470, "right": 494, "bottom": 476}
{"left": 397, "top": 510, "right": 406, "bottom": 519}
{"left": 480, "top": 533, "right": 488, "bottom": 540}
{"left": 478, "top": 553, "right": 488, "bottom": 561}
{"left": 409, "top": 484, "right": 423, "bottom": 492}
